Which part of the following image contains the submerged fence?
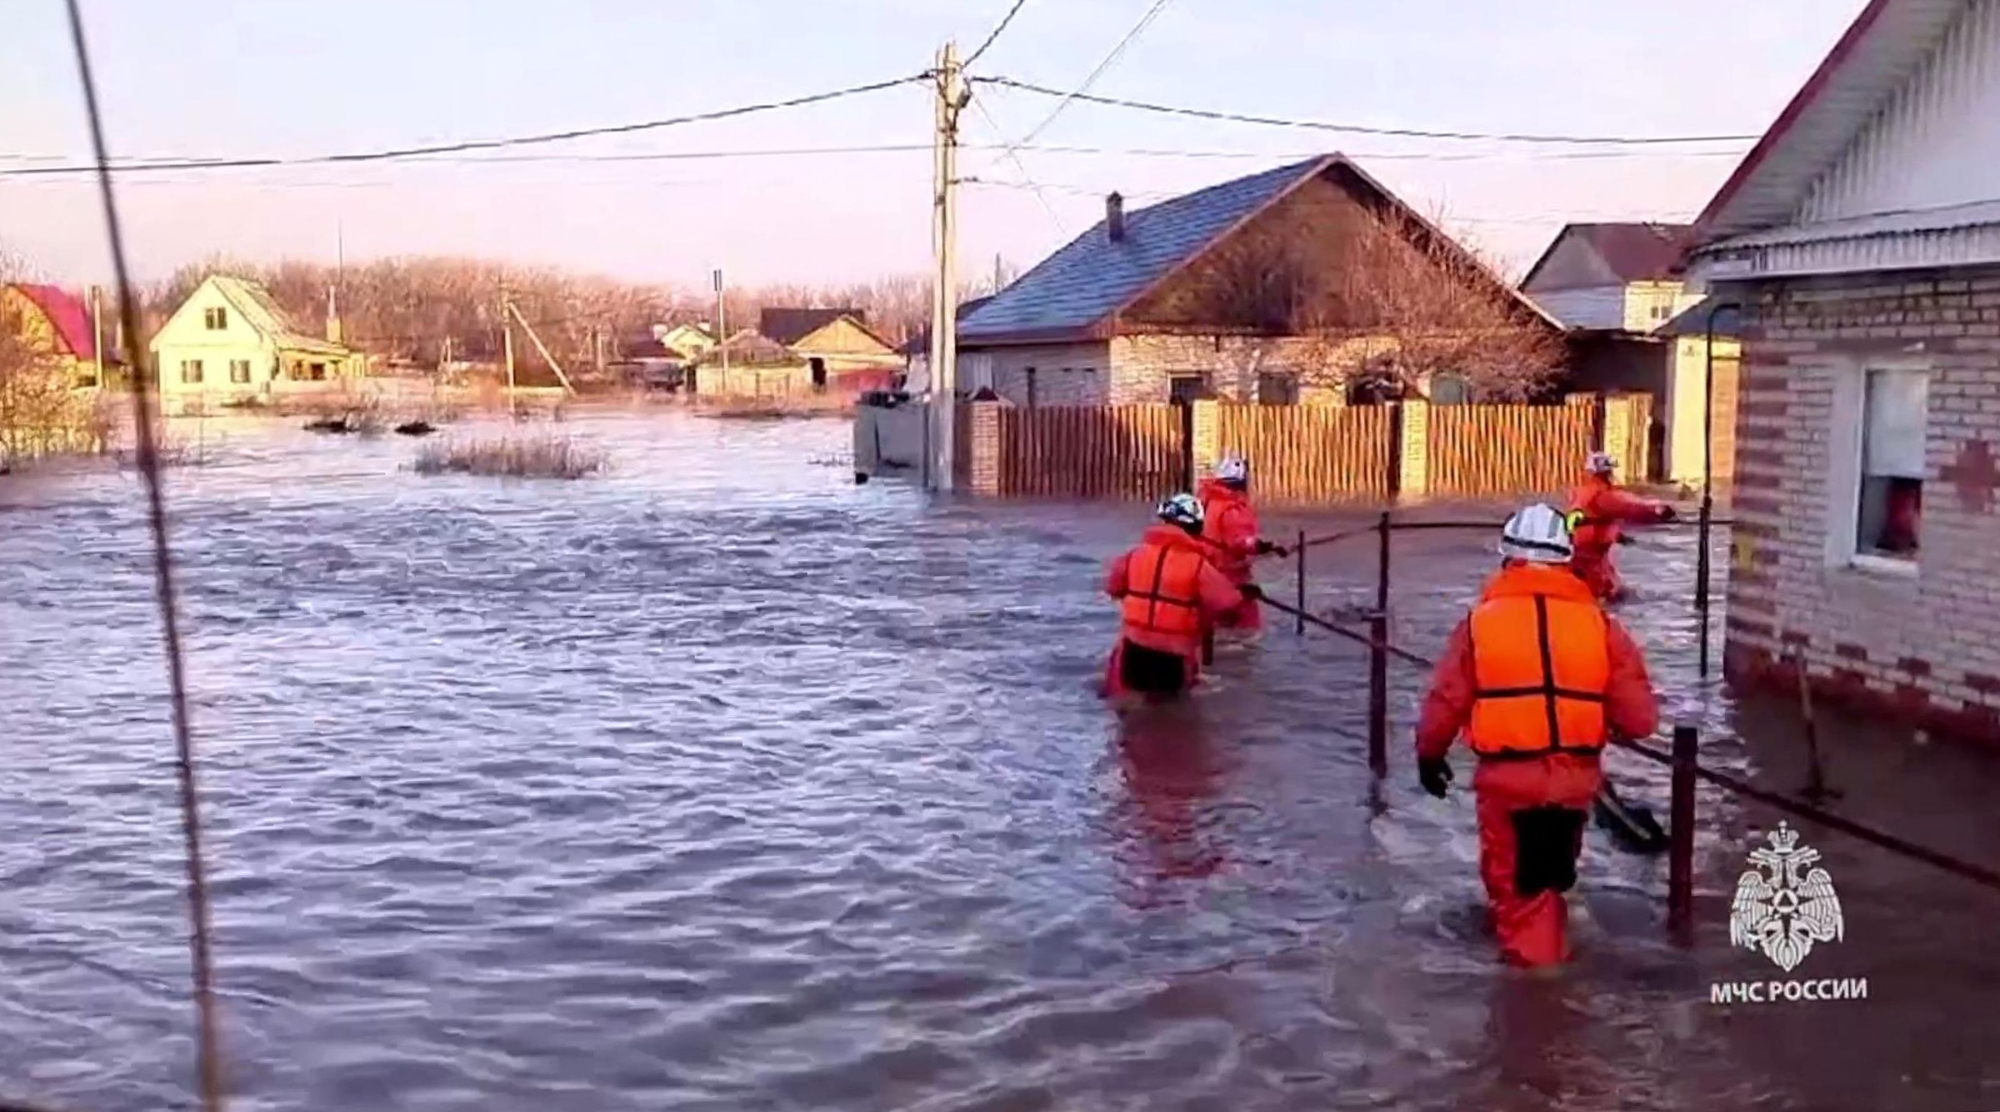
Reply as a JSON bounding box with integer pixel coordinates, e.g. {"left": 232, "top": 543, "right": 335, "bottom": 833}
{"left": 1273, "top": 510, "right": 2000, "bottom": 942}
{"left": 937, "top": 394, "right": 1654, "bottom": 504}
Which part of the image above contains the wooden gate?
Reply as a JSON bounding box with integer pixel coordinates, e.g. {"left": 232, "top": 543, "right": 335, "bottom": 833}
{"left": 1427, "top": 404, "right": 1595, "bottom": 498}
{"left": 998, "top": 405, "right": 1183, "bottom": 499}
{"left": 1214, "top": 403, "right": 1395, "bottom": 503}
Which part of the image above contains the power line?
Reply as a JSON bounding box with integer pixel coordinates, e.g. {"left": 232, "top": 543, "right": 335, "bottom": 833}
{"left": 0, "top": 74, "right": 926, "bottom": 179}
{"left": 965, "top": 0, "right": 1032, "bottom": 67}
{"left": 0, "top": 138, "right": 1748, "bottom": 182}
{"left": 976, "top": 75, "right": 1765, "bottom": 146}
{"left": 1016, "top": 0, "right": 1176, "bottom": 148}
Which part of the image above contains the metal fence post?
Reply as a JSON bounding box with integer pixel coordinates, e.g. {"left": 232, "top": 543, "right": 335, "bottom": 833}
{"left": 1294, "top": 528, "right": 1306, "bottom": 637}
{"left": 1668, "top": 722, "right": 1698, "bottom": 943}
{"left": 1367, "top": 510, "right": 1392, "bottom": 778}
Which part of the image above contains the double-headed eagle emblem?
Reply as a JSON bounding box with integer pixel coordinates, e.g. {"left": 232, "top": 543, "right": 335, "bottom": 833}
{"left": 1730, "top": 822, "right": 1844, "bottom": 971}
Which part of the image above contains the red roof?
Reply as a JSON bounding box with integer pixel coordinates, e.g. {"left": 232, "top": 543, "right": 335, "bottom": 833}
{"left": 10, "top": 284, "right": 98, "bottom": 361}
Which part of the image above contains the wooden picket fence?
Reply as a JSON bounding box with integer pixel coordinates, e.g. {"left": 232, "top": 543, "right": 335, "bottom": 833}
{"left": 1214, "top": 403, "right": 1395, "bottom": 503}
{"left": 995, "top": 404, "right": 1184, "bottom": 499}
{"left": 1427, "top": 403, "right": 1597, "bottom": 498}
{"left": 941, "top": 397, "right": 1647, "bottom": 504}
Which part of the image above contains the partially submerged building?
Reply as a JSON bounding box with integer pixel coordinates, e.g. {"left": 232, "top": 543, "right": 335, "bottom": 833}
{"left": 1686, "top": 0, "right": 2000, "bottom": 741}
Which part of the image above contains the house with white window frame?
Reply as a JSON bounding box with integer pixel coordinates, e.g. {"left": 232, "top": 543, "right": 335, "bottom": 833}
{"left": 1686, "top": 0, "right": 2000, "bottom": 742}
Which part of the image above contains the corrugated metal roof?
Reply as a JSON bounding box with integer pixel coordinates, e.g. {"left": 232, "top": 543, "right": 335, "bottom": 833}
{"left": 760, "top": 307, "right": 862, "bottom": 347}
{"left": 208, "top": 275, "right": 349, "bottom": 355}
{"left": 1692, "top": 0, "right": 1971, "bottom": 245}
{"left": 958, "top": 157, "right": 1327, "bottom": 344}
{"left": 1520, "top": 223, "right": 1692, "bottom": 290}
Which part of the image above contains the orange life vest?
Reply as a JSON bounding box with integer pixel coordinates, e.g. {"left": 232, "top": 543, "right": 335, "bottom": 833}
{"left": 1121, "top": 541, "right": 1209, "bottom": 637}
{"left": 1467, "top": 566, "right": 1612, "bottom": 757}
{"left": 1567, "top": 478, "right": 1616, "bottom": 555}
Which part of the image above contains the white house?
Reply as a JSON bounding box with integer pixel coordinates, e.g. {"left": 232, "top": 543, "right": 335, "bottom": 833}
{"left": 149, "top": 275, "right": 358, "bottom": 410}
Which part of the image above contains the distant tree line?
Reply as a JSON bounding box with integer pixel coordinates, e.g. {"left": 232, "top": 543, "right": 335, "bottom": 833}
{"left": 141, "top": 256, "right": 1024, "bottom": 376}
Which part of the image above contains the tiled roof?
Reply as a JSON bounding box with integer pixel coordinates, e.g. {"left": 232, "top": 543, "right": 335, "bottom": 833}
{"left": 959, "top": 158, "right": 1324, "bottom": 345}
{"left": 760, "top": 307, "right": 862, "bottom": 347}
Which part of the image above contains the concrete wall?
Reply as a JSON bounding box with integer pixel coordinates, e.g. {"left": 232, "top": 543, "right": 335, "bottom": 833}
{"left": 854, "top": 403, "right": 927, "bottom": 475}
{"left": 1724, "top": 266, "right": 2000, "bottom": 743}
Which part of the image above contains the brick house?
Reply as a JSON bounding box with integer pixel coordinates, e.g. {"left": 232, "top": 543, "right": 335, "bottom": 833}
{"left": 952, "top": 154, "right": 1561, "bottom": 408}
{"left": 1685, "top": 0, "right": 2000, "bottom": 741}
{"left": 1520, "top": 224, "right": 1742, "bottom": 484}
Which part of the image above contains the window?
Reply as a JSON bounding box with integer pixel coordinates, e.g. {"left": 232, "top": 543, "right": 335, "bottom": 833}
{"left": 1169, "top": 373, "right": 1213, "bottom": 404}
{"left": 229, "top": 359, "right": 252, "bottom": 384}
{"left": 1430, "top": 374, "right": 1471, "bottom": 405}
{"left": 1257, "top": 371, "right": 1300, "bottom": 406}
{"left": 309, "top": 362, "right": 327, "bottom": 381}
{"left": 204, "top": 306, "right": 227, "bottom": 330}
{"left": 1024, "top": 367, "right": 1039, "bottom": 409}
{"left": 1650, "top": 302, "right": 1673, "bottom": 322}
{"left": 1853, "top": 368, "right": 1927, "bottom": 564}
{"left": 179, "top": 359, "right": 204, "bottom": 385}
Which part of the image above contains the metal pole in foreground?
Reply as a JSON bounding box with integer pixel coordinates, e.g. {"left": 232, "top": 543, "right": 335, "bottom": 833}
{"left": 1367, "top": 510, "right": 1392, "bottom": 778}
{"left": 1294, "top": 527, "right": 1306, "bottom": 637}
{"left": 1668, "top": 722, "right": 1699, "bottom": 942}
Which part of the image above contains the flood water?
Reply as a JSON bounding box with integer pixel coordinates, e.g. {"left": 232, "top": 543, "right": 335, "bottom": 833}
{"left": 1, "top": 411, "right": 1996, "bottom": 1111}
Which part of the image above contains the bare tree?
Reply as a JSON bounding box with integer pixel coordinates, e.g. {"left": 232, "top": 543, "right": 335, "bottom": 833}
{"left": 1161, "top": 203, "right": 1565, "bottom": 401}
{"left": 0, "top": 257, "right": 103, "bottom": 462}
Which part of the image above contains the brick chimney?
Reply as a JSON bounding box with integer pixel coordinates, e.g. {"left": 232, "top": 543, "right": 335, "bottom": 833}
{"left": 1106, "top": 192, "right": 1125, "bottom": 242}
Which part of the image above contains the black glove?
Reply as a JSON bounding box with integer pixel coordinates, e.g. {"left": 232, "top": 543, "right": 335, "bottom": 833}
{"left": 1657, "top": 504, "right": 1679, "bottom": 523}
{"left": 1239, "top": 583, "right": 1264, "bottom": 602}
{"left": 1418, "top": 756, "right": 1454, "bottom": 799}
{"left": 1617, "top": 533, "right": 1636, "bottom": 546}
{"left": 1255, "top": 539, "right": 1284, "bottom": 557}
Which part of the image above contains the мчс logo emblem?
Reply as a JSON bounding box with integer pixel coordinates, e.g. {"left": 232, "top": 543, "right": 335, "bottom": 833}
{"left": 1729, "top": 822, "right": 1844, "bottom": 972}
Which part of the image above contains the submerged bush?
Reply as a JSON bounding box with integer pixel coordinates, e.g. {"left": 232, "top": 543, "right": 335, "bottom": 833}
{"left": 411, "top": 434, "right": 606, "bottom": 479}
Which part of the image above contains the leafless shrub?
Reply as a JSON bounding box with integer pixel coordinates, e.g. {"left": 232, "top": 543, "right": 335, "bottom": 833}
{"left": 411, "top": 434, "right": 607, "bottom": 479}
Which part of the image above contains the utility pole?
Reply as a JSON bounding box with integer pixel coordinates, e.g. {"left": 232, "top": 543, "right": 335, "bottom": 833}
{"left": 714, "top": 268, "right": 728, "bottom": 379}
{"left": 501, "top": 290, "right": 517, "bottom": 413}
{"left": 927, "top": 40, "right": 969, "bottom": 491}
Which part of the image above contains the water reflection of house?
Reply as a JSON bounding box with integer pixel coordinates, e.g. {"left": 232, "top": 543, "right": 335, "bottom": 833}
{"left": 949, "top": 154, "right": 1560, "bottom": 408}
{"left": 1, "top": 283, "right": 116, "bottom": 385}
{"left": 1685, "top": 0, "right": 2000, "bottom": 742}
{"left": 1520, "top": 223, "right": 1742, "bottom": 485}
{"left": 148, "top": 275, "right": 360, "bottom": 409}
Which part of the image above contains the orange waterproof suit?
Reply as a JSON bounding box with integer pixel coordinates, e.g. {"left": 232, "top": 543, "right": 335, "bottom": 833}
{"left": 1568, "top": 473, "right": 1674, "bottom": 601}
{"left": 1414, "top": 563, "right": 1660, "bottom": 967}
{"left": 1197, "top": 478, "right": 1266, "bottom": 632}
{"left": 1103, "top": 524, "right": 1245, "bottom": 700}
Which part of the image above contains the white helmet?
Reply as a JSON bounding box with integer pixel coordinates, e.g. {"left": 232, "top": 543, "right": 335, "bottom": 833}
{"left": 1214, "top": 456, "right": 1249, "bottom": 485}
{"left": 1499, "top": 503, "right": 1574, "bottom": 564}
{"left": 1157, "top": 492, "right": 1205, "bottom": 530}
{"left": 1585, "top": 451, "right": 1617, "bottom": 476}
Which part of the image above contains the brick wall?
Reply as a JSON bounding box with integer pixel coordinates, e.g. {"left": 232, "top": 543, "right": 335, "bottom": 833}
{"left": 1725, "top": 266, "right": 2000, "bottom": 744}
{"left": 967, "top": 342, "right": 1110, "bottom": 406}
{"left": 1108, "top": 334, "right": 1373, "bottom": 404}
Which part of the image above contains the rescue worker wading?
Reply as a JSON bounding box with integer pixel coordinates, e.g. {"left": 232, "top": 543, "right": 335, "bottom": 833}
{"left": 1568, "top": 451, "right": 1677, "bottom": 602}
{"left": 1412, "top": 504, "right": 1661, "bottom": 968}
{"left": 1103, "top": 494, "right": 1250, "bottom": 702}
{"left": 1197, "top": 456, "right": 1288, "bottom": 635}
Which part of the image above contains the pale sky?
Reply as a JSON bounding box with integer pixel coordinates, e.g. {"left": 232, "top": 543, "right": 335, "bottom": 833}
{"left": 1, "top": 0, "right": 1865, "bottom": 290}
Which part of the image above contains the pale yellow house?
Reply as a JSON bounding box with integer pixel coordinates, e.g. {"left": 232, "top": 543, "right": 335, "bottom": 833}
{"left": 149, "top": 275, "right": 360, "bottom": 410}
{"left": 657, "top": 322, "right": 718, "bottom": 362}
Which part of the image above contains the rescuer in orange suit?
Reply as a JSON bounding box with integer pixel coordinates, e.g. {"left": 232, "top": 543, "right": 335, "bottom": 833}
{"left": 1412, "top": 504, "right": 1661, "bottom": 968}
{"left": 1197, "top": 456, "right": 1288, "bottom": 634}
{"left": 1103, "top": 494, "right": 1252, "bottom": 702}
{"left": 1568, "top": 451, "right": 1677, "bottom": 602}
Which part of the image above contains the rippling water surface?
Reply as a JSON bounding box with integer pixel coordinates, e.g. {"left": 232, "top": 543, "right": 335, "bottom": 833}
{"left": 2, "top": 411, "right": 1996, "bottom": 1111}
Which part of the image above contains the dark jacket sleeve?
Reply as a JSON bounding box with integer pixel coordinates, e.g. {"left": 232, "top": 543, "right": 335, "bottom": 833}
{"left": 1415, "top": 617, "right": 1477, "bottom": 761}
{"left": 1603, "top": 617, "right": 1661, "bottom": 741}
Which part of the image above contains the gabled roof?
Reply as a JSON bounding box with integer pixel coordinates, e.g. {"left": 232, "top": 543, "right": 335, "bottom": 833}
{"left": 958, "top": 153, "right": 1559, "bottom": 345}
{"left": 759, "top": 307, "right": 863, "bottom": 347}
{"left": 200, "top": 275, "right": 350, "bottom": 355}
{"left": 8, "top": 283, "right": 98, "bottom": 361}
{"left": 711, "top": 329, "right": 796, "bottom": 365}
{"left": 1518, "top": 223, "right": 1693, "bottom": 291}
{"left": 1691, "top": 0, "right": 1970, "bottom": 245}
